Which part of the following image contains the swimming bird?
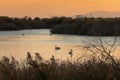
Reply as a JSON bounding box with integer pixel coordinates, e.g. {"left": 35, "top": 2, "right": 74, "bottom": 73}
{"left": 55, "top": 45, "right": 61, "bottom": 52}
{"left": 22, "top": 33, "right": 25, "bottom": 36}
{"left": 50, "top": 33, "right": 52, "bottom": 36}
{"left": 69, "top": 49, "right": 73, "bottom": 57}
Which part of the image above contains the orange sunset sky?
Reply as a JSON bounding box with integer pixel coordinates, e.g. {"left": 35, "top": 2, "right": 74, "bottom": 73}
{"left": 0, "top": 0, "right": 120, "bottom": 18}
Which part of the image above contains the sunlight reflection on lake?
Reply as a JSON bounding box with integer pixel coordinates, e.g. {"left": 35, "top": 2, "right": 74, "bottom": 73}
{"left": 0, "top": 29, "right": 120, "bottom": 61}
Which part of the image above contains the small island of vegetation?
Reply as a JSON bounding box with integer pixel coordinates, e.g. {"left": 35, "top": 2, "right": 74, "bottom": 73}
{"left": 51, "top": 17, "right": 120, "bottom": 36}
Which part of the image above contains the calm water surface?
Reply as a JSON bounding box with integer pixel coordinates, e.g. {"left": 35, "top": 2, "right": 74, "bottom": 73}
{"left": 0, "top": 29, "right": 119, "bottom": 61}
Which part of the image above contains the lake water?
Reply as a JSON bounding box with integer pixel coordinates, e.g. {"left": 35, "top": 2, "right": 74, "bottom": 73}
{"left": 0, "top": 29, "right": 120, "bottom": 61}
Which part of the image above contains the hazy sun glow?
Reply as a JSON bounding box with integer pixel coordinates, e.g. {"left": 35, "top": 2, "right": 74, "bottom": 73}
{"left": 0, "top": 0, "right": 120, "bottom": 18}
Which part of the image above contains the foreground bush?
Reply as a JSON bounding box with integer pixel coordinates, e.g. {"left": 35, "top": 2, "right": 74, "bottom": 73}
{"left": 0, "top": 52, "right": 120, "bottom": 80}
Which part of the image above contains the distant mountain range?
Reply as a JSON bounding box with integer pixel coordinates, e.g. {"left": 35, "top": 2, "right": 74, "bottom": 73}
{"left": 84, "top": 11, "right": 120, "bottom": 18}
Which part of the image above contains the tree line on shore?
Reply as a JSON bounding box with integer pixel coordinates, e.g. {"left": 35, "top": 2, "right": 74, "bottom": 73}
{"left": 0, "top": 16, "right": 73, "bottom": 31}
{"left": 1, "top": 16, "right": 120, "bottom": 36}
{"left": 51, "top": 17, "right": 120, "bottom": 36}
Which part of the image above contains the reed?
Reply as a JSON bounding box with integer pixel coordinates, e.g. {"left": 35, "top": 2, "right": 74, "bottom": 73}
{"left": 0, "top": 52, "right": 120, "bottom": 80}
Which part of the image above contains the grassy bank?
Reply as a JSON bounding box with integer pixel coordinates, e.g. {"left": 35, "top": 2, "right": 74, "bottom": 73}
{"left": 0, "top": 52, "right": 120, "bottom": 80}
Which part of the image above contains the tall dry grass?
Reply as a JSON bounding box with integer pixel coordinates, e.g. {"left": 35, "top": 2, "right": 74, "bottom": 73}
{"left": 0, "top": 52, "right": 120, "bottom": 80}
